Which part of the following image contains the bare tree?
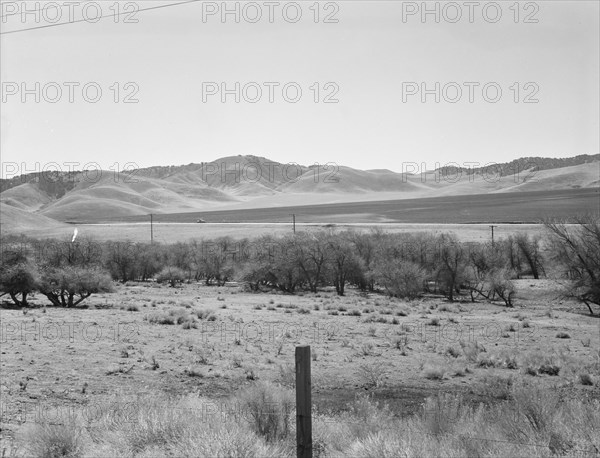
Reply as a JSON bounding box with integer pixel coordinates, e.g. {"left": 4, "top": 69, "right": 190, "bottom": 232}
{"left": 544, "top": 215, "right": 600, "bottom": 315}
{"left": 350, "top": 231, "right": 378, "bottom": 291}
{"left": 194, "top": 238, "right": 235, "bottom": 286}
{"left": 372, "top": 259, "right": 425, "bottom": 299}
{"left": 436, "top": 234, "right": 468, "bottom": 302}
{"left": 291, "top": 232, "right": 328, "bottom": 293}
{"left": 514, "top": 233, "right": 545, "bottom": 279}
{"left": 104, "top": 241, "right": 138, "bottom": 283}
{"left": 466, "top": 241, "right": 517, "bottom": 306}
{"left": 326, "top": 232, "right": 363, "bottom": 296}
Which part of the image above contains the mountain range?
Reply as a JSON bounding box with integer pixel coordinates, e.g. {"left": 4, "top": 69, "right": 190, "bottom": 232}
{"left": 1, "top": 154, "right": 598, "bottom": 228}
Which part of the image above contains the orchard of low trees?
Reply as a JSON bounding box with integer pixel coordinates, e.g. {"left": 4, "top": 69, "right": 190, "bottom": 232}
{"left": 1, "top": 216, "right": 598, "bottom": 314}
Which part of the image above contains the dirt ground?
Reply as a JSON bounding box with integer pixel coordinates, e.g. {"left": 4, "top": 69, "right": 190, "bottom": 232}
{"left": 1, "top": 278, "right": 599, "bottom": 449}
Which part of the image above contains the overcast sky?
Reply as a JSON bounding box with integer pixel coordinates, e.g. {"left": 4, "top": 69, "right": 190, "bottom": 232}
{"left": 1, "top": 0, "right": 598, "bottom": 177}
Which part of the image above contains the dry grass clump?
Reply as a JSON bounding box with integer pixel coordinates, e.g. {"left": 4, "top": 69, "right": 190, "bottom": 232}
{"left": 476, "top": 351, "right": 518, "bottom": 369}
{"left": 520, "top": 351, "right": 561, "bottom": 377}
{"left": 59, "top": 393, "right": 288, "bottom": 457}
{"left": 146, "top": 307, "right": 202, "bottom": 326}
{"left": 21, "top": 423, "right": 84, "bottom": 458}
{"left": 438, "top": 303, "right": 458, "bottom": 313}
{"left": 356, "top": 362, "right": 388, "bottom": 388}
{"left": 235, "top": 381, "right": 295, "bottom": 442}
{"left": 427, "top": 317, "right": 441, "bottom": 326}
{"left": 339, "top": 383, "right": 600, "bottom": 458}
{"left": 16, "top": 381, "right": 600, "bottom": 458}
{"left": 395, "top": 307, "right": 410, "bottom": 316}
{"left": 182, "top": 318, "right": 199, "bottom": 329}
{"left": 445, "top": 345, "right": 460, "bottom": 358}
{"left": 479, "top": 373, "right": 514, "bottom": 399}
{"left": 194, "top": 308, "right": 217, "bottom": 321}
{"left": 146, "top": 312, "right": 175, "bottom": 325}
{"left": 276, "top": 364, "right": 295, "bottom": 388}
{"left": 460, "top": 340, "right": 486, "bottom": 363}
{"left": 342, "top": 393, "right": 395, "bottom": 440}
{"left": 420, "top": 392, "right": 470, "bottom": 436}
{"left": 360, "top": 342, "right": 375, "bottom": 356}
{"left": 422, "top": 365, "right": 446, "bottom": 380}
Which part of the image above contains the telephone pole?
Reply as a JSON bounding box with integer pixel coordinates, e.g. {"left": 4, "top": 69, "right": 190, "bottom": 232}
{"left": 291, "top": 214, "right": 296, "bottom": 233}
{"left": 489, "top": 225, "right": 498, "bottom": 245}
{"left": 150, "top": 214, "right": 154, "bottom": 244}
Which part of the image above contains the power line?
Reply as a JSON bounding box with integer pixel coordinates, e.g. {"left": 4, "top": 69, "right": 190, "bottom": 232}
{"left": 0, "top": 0, "right": 201, "bottom": 35}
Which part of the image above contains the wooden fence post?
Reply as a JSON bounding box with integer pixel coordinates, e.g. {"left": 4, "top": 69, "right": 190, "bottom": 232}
{"left": 296, "top": 345, "right": 312, "bottom": 458}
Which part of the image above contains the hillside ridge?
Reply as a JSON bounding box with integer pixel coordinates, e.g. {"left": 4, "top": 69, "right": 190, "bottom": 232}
{"left": 1, "top": 154, "right": 598, "bottom": 222}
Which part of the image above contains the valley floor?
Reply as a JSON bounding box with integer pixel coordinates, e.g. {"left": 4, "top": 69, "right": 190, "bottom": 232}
{"left": 13, "top": 222, "right": 548, "bottom": 244}
{"left": 1, "top": 280, "right": 599, "bottom": 456}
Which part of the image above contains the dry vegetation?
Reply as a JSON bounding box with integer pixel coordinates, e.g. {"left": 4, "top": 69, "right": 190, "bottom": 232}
{"left": 0, "top": 279, "right": 599, "bottom": 457}
{"left": 1, "top": 220, "right": 599, "bottom": 457}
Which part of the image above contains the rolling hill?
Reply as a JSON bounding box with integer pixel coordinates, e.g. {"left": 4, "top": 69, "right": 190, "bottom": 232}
{"left": 0, "top": 154, "right": 598, "bottom": 225}
{"left": 0, "top": 202, "right": 68, "bottom": 233}
{"left": 34, "top": 171, "right": 237, "bottom": 221}
{"left": 0, "top": 182, "right": 52, "bottom": 211}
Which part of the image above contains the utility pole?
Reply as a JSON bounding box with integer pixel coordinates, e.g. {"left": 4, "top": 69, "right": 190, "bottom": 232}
{"left": 150, "top": 214, "right": 154, "bottom": 244}
{"left": 291, "top": 214, "right": 296, "bottom": 233}
{"left": 489, "top": 225, "right": 498, "bottom": 245}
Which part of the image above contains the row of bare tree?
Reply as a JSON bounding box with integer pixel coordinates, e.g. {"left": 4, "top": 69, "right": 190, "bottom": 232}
{"left": 1, "top": 216, "right": 598, "bottom": 313}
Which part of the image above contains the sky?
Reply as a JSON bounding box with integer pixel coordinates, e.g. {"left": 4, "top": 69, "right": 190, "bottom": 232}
{"left": 1, "top": 0, "right": 599, "bottom": 178}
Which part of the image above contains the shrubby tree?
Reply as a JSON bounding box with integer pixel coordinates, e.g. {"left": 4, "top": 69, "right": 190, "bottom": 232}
{"left": 133, "top": 242, "right": 162, "bottom": 281}
{"left": 545, "top": 216, "right": 600, "bottom": 315}
{"left": 0, "top": 240, "right": 41, "bottom": 307}
{"left": 236, "top": 235, "right": 279, "bottom": 291}
{"left": 1, "top": 236, "right": 115, "bottom": 307}
{"left": 466, "top": 241, "right": 517, "bottom": 306}
{"left": 41, "top": 237, "right": 102, "bottom": 268}
{"left": 372, "top": 259, "right": 425, "bottom": 299}
{"left": 193, "top": 237, "right": 235, "bottom": 286}
{"left": 503, "top": 237, "right": 524, "bottom": 278}
{"left": 39, "top": 266, "right": 114, "bottom": 307}
{"left": 372, "top": 232, "right": 439, "bottom": 293}
{"left": 167, "top": 242, "right": 195, "bottom": 280}
{"left": 238, "top": 261, "right": 276, "bottom": 291}
{"left": 514, "top": 233, "right": 544, "bottom": 279}
{"left": 487, "top": 268, "right": 516, "bottom": 307}
{"left": 325, "top": 232, "right": 364, "bottom": 296}
{"left": 238, "top": 234, "right": 316, "bottom": 293}
{"left": 269, "top": 236, "right": 304, "bottom": 293}
{"left": 0, "top": 261, "right": 40, "bottom": 307}
{"left": 155, "top": 266, "right": 186, "bottom": 288}
{"left": 468, "top": 242, "right": 503, "bottom": 279}
{"left": 350, "top": 231, "right": 379, "bottom": 291}
{"left": 435, "top": 234, "right": 468, "bottom": 301}
{"left": 291, "top": 232, "right": 328, "bottom": 293}
{"left": 104, "top": 241, "right": 138, "bottom": 282}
